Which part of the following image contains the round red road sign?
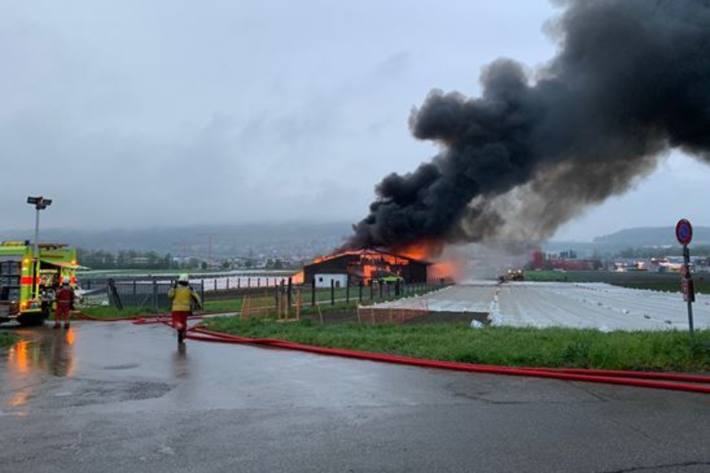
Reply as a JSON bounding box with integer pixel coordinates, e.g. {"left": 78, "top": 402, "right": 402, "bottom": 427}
{"left": 676, "top": 218, "right": 693, "bottom": 246}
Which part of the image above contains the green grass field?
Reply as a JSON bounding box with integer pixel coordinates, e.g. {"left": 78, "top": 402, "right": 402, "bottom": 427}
{"left": 203, "top": 317, "right": 710, "bottom": 372}
{"left": 0, "top": 331, "right": 17, "bottom": 348}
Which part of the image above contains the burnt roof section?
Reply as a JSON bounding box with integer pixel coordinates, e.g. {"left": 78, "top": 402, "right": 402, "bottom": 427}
{"left": 306, "top": 248, "right": 431, "bottom": 266}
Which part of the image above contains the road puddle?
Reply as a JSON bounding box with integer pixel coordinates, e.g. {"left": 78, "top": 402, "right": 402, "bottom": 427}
{"left": 1, "top": 327, "right": 77, "bottom": 411}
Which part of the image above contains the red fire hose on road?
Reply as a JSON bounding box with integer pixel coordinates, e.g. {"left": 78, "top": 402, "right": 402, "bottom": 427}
{"left": 184, "top": 326, "right": 710, "bottom": 395}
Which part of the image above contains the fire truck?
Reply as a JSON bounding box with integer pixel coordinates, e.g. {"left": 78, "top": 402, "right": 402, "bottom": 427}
{"left": 0, "top": 241, "right": 80, "bottom": 326}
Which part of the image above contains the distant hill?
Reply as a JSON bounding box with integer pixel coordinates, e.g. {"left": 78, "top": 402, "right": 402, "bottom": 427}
{"left": 593, "top": 226, "right": 710, "bottom": 247}
{"left": 0, "top": 222, "right": 353, "bottom": 258}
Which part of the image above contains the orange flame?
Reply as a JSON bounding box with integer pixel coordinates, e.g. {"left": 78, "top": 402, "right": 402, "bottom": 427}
{"left": 428, "top": 260, "right": 460, "bottom": 282}
{"left": 392, "top": 239, "right": 444, "bottom": 261}
{"left": 394, "top": 240, "right": 461, "bottom": 282}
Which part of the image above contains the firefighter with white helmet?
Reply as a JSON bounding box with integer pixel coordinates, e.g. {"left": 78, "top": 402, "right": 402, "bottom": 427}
{"left": 168, "top": 273, "right": 202, "bottom": 344}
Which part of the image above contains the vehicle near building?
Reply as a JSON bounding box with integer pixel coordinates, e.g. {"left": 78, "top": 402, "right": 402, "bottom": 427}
{"left": 0, "top": 241, "right": 81, "bottom": 326}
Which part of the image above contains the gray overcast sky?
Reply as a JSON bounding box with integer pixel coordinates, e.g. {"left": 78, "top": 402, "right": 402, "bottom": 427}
{"left": 1, "top": 0, "right": 708, "bottom": 241}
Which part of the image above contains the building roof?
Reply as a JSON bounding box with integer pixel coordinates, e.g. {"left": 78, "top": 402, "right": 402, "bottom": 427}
{"left": 305, "top": 248, "right": 431, "bottom": 267}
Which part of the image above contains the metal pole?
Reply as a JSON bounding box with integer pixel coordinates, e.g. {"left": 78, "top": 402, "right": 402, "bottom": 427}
{"left": 311, "top": 278, "right": 316, "bottom": 307}
{"left": 683, "top": 245, "right": 695, "bottom": 335}
{"left": 152, "top": 277, "right": 158, "bottom": 313}
{"left": 346, "top": 276, "right": 350, "bottom": 304}
{"left": 330, "top": 279, "right": 335, "bottom": 305}
{"left": 33, "top": 208, "right": 40, "bottom": 260}
{"left": 31, "top": 208, "right": 40, "bottom": 298}
{"left": 687, "top": 297, "right": 695, "bottom": 335}
{"left": 287, "top": 277, "right": 292, "bottom": 308}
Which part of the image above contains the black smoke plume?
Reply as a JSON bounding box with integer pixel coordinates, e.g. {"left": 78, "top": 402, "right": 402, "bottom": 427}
{"left": 347, "top": 0, "right": 710, "bottom": 251}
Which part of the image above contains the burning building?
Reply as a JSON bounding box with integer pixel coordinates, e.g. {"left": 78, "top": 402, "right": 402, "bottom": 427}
{"left": 303, "top": 249, "right": 430, "bottom": 287}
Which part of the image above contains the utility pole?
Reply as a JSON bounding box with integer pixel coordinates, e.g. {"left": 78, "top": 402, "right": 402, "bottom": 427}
{"left": 26, "top": 196, "right": 52, "bottom": 297}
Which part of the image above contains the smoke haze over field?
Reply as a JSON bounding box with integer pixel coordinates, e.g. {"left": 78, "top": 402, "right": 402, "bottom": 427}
{"left": 348, "top": 0, "right": 710, "bottom": 250}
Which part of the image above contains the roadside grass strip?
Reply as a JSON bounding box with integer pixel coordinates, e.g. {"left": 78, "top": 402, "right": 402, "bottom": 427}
{"left": 203, "top": 317, "right": 710, "bottom": 373}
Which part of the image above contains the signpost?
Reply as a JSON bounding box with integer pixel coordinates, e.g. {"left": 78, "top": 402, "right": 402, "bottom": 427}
{"left": 675, "top": 218, "right": 694, "bottom": 335}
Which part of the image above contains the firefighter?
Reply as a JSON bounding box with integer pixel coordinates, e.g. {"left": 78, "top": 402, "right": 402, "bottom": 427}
{"left": 168, "top": 274, "right": 202, "bottom": 344}
{"left": 54, "top": 280, "right": 75, "bottom": 329}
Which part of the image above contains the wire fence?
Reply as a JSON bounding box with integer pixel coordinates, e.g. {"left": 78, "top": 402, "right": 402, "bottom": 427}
{"left": 79, "top": 275, "right": 448, "bottom": 315}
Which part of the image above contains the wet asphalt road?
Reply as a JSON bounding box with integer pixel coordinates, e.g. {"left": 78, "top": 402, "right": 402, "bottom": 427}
{"left": 0, "top": 322, "right": 708, "bottom": 473}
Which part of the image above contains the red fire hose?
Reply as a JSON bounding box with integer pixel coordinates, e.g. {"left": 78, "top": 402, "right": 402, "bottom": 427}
{"left": 184, "top": 327, "right": 710, "bottom": 395}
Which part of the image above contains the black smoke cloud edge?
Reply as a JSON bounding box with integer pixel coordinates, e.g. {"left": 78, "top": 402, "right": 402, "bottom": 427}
{"left": 346, "top": 0, "right": 710, "bottom": 251}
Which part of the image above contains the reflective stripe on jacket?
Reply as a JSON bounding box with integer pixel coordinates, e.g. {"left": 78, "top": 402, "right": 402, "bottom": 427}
{"left": 168, "top": 285, "right": 201, "bottom": 312}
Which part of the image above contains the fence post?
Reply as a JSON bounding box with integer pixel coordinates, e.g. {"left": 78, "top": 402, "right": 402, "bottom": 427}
{"left": 287, "top": 277, "right": 292, "bottom": 308}
{"left": 370, "top": 281, "right": 373, "bottom": 301}
{"left": 395, "top": 279, "right": 400, "bottom": 297}
{"left": 201, "top": 279, "right": 205, "bottom": 304}
{"left": 358, "top": 280, "right": 363, "bottom": 302}
{"left": 257, "top": 277, "right": 260, "bottom": 288}
{"left": 279, "top": 280, "right": 285, "bottom": 316}
{"left": 330, "top": 279, "right": 335, "bottom": 305}
{"left": 311, "top": 278, "right": 316, "bottom": 307}
{"left": 108, "top": 278, "right": 123, "bottom": 310}
{"left": 226, "top": 277, "right": 230, "bottom": 290}
{"left": 379, "top": 281, "right": 383, "bottom": 299}
{"left": 132, "top": 279, "right": 137, "bottom": 300}
{"left": 152, "top": 277, "right": 158, "bottom": 313}
{"left": 346, "top": 276, "right": 350, "bottom": 304}
{"left": 247, "top": 277, "right": 250, "bottom": 288}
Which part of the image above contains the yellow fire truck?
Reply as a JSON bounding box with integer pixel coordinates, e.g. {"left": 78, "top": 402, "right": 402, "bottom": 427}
{"left": 0, "top": 241, "right": 81, "bottom": 326}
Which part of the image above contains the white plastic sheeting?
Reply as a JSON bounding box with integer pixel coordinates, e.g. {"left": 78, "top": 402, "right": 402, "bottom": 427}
{"left": 370, "top": 282, "right": 709, "bottom": 331}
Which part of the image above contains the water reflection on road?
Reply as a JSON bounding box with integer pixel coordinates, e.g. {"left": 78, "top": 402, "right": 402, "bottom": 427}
{"left": 2, "top": 327, "right": 76, "bottom": 410}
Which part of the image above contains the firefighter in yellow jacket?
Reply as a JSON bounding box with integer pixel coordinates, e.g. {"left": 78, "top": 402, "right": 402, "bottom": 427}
{"left": 168, "top": 274, "right": 202, "bottom": 344}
